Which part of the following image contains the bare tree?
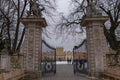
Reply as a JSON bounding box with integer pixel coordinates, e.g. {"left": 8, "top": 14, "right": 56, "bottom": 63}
{"left": 59, "top": 0, "right": 120, "bottom": 53}
{"left": 0, "top": 0, "right": 28, "bottom": 54}
{"left": 99, "top": 0, "right": 120, "bottom": 53}
{"left": 0, "top": 0, "right": 57, "bottom": 54}
{"left": 0, "top": 0, "right": 16, "bottom": 54}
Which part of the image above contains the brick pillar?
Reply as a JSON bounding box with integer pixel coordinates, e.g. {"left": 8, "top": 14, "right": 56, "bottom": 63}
{"left": 20, "top": 17, "right": 46, "bottom": 74}
{"left": 81, "top": 16, "right": 109, "bottom": 77}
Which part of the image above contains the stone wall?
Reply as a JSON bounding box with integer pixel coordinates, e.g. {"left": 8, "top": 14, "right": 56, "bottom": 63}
{"left": 0, "top": 69, "right": 24, "bottom": 80}
{"left": 0, "top": 54, "right": 11, "bottom": 71}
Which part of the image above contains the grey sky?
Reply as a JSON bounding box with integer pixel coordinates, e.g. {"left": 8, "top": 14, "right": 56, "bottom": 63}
{"left": 56, "top": 0, "right": 71, "bottom": 16}
{"left": 42, "top": 0, "right": 86, "bottom": 52}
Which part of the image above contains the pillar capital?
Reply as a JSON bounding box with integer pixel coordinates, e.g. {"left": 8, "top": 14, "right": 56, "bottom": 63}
{"left": 81, "top": 16, "right": 109, "bottom": 27}
{"left": 20, "top": 17, "right": 47, "bottom": 28}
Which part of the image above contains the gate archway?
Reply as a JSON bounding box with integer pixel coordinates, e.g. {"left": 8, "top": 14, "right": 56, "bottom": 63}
{"left": 20, "top": 1, "right": 110, "bottom": 79}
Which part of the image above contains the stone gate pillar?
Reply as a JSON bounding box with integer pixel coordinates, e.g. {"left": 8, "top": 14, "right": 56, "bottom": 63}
{"left": 20, "top": 16, "right": 46, "bottom": 75}
{"left": 81, "top": 16, "right": 109, "bottom": 77}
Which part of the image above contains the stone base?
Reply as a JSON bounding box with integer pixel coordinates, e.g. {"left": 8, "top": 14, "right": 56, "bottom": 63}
{"left": 24, "top": 71, "right": 41, "bottom": 79}
{"left": 88, "top": 71, "right": 102, "bottom": 79}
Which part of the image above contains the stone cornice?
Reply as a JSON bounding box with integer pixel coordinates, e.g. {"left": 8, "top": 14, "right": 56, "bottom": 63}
{"left": 81, "top": 16, "right": 109, "bottom": 27}
{"left": 20, "top": 18, "right": 47, "bottom": 28}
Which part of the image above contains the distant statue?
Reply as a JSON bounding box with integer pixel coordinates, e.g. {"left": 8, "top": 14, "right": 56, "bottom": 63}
{"left": 86, "top": 0, "right": 102, "bottom": 16}
{"left": 28, "top": 0, "right": 44, "bottom": 17}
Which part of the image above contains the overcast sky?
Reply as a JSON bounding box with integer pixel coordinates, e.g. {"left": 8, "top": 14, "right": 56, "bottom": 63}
{"left": 42, "top": 0, "right": 86, "bottom": 52}
{"left": 56, "top": 0, "right": 71, "bottom": 16}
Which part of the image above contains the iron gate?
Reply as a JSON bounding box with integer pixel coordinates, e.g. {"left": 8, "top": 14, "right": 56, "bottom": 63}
{"left": 41, "top": 40, "right": 56, "bottom": 75}
{"left": 73, "top": 59, "right": 87, "bottom": 74}
{"left": 73, "top": 46, "right": 87, "bottom": 74}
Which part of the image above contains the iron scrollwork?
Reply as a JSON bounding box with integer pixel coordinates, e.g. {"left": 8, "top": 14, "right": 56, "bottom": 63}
{"left": 73, "top": 59, "right": 87, "bottom": 74}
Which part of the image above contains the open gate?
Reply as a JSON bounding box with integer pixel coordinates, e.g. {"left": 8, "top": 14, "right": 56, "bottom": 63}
{"left": 41, "top": 40, "right": 56, "bottom": 75}
{"left": 73, "top": 59, "right": 87, "bottom": 74}
{"left": 73, "top": 46, "right": 87, "bottom": 74}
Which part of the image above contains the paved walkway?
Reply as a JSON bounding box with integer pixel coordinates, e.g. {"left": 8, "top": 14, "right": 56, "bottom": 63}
{"left": 41, "top": 64, "right": 90, "bottom": 80}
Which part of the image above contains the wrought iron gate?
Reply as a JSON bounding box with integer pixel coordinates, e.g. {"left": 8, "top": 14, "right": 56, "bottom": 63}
{"left": 73, "top": 59, "right": 87, "bottom": 74}
{"left": 41, "top": 40, "right": 56, "bottom": 75}
{"left": 73, "top": 46, "right": 87, "bottom": 74}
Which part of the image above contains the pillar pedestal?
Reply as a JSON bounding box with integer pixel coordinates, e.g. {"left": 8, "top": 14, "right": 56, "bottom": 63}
{"left": 81, "top": 16, "right": 109, "bottom": 77}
